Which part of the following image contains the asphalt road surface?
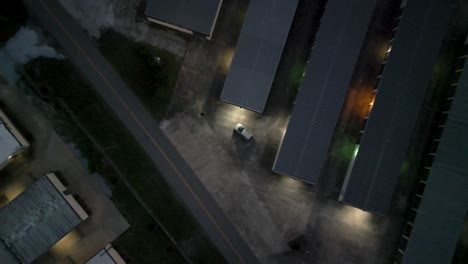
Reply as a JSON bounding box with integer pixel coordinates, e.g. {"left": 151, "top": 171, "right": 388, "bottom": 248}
{"left": 23, "top": 0, "right": 259, "bottom": 263}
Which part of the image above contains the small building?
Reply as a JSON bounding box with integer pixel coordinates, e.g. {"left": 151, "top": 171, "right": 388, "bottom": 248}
{"left": 145, "top": 0, "right": 223, "bottom": 39}
{"left": 0, "top": 173, "right": 88, "bottom": 263}
{"left": 86, "top": 244, "right": 126, "bottom": 264}
{"left": 0, "top": 108, "right": 29, "bottom": 169}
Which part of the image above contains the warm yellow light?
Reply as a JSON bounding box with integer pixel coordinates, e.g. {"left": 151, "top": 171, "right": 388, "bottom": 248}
{"left": 4, "top": 183, "right": 27, "bottom": 200}
{"left": 50, "top": 230, "right": 81, "bottom": 256}
{"left": 338, "top": 206, "right": 372, "bottom": 230}
{"left": 278, "top": 176, "right": 306, "bottom": 191}
{"left": 215, "top": 103, "right": 256, "bottom": 129}
{"left": 221, "top": 48, "right": 235, "bottom": 73}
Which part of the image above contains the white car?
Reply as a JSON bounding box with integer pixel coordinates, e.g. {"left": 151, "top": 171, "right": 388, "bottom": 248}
{"left": 234, "top": 123, "right": 253, "bottom": 140}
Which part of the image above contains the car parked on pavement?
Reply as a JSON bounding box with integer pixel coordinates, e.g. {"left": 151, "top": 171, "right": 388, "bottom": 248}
{"left": 234, "top": 123, "right": 253, "bottom": 140}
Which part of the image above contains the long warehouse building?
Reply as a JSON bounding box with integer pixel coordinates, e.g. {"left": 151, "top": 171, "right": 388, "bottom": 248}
{"left": 341, "top": 0, "right": 453, "bottom": 214}
{"left": 401, "top": 39, "right": 468, "bottom": 264}
{"left": 273, "top": 0, "right": 375, "bottom": 184}
{"left": 220, "top": 0, "right": 298, "bottom": 113}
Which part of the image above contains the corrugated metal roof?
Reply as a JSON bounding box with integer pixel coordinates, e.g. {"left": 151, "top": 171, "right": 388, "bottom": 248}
{"left": 86, "top": 249, "right": 117, "bottom": 264}
{"left": 0, "top": 240, "right": 19, "bottom": 264}
{"left": 402, "top": 54, "right": 468, "bottom": 264}
{"left": 342, "top": 0, "right": 453, "bottom": 214}
{"left": 273, "top": 0, "right": 375, "bottom": 184}
{"left": 220, "top": 0, "right": 298, "bottom": 113}
{"left": 0, "top": 120, "right": 21, "bottom": 164}
{"left": 144, "top": 0, "right": 222, "bottom": 35}
{"left": 0, "top": 176, "right": 82, "bottom": 263}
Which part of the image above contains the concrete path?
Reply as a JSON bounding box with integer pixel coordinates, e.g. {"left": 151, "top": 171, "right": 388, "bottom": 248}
{"left": 23, "top": 0, "right": 259, "bottom": 263}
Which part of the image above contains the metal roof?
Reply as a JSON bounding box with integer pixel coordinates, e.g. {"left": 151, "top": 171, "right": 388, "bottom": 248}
{"left": 0, "top": 240, "right": 18, "bottom": 264}
{"left": 0, "top": 176, "right": 82, "bottom": 263}
{"left": 86, "top": 249, "right": 117, "bottom": 264}
{"left": 144, "top": 0, "right": 222, "bottom": 36}
{"left": 273, "top": 0, "right": 375, "bottom": 184}
{"left": 342, "top": 0, "right": 453, "bottom": 214}
{"left": 86, "top": 245, "right": 126, "bottom": 264}
{"left": 220, "top": 0, "right": 298, "bottom": 113}
{"left": 0, "top": 108, "right": 28, "bottom": 166}
{"left": 0, "top": 119, "right": 21, "bottom": 164}
{"left": 402, "top": 53, "right": 468, "bottom": 264}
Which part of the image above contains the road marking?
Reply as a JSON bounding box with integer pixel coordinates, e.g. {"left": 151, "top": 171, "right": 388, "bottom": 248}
{"left": 37, "top": 0, "right": 247, "bottom": 262}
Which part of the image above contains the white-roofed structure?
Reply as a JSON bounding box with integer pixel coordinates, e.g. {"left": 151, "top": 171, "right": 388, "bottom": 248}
{"left": 86, "top": 244, "right": 126, "bottom": 264}
{"left": 0, "top": 108, "right": 29, "bottom": 169}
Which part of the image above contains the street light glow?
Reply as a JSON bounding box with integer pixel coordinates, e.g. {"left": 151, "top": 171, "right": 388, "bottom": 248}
{"left": 339, "top": 206, "right": 372, "bottom": 231}
{"left": 221, "top": 48, "right": 235, "bottom": 74}
{"left": 353, "top": 145, "right": 360, "bottom": 158}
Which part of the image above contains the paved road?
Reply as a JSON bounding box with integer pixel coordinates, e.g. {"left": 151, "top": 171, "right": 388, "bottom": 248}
{"left": 24, "top": 0, "right": 259, "bottom": 263}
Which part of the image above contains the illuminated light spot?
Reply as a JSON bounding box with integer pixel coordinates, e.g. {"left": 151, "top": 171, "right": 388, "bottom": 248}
{"left": 5, "top": 183, "right": 27, "bottom": 200}
{"left": 338, "top": 206, "right": 372, "bottom": 231}
{"left": 353, "top": 145, "right": 360, "bottom": 158}
{"left": 221, "top": 48, "right": 235, "bottom": 73}
{"left": 278, "top": 175, "right": 306, "bottom": 191}
{"left": 50, "top": 230, "right": 81, "bottom": 256}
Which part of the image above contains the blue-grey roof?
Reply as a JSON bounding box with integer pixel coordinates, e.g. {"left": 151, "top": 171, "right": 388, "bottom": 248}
{"left": 273, "top": 0, "right": 375, "bottom": 184}
{"left": 342, "top": 0, "right": 453, "bottom": 214}
{"left": 0, "top": 240, "right": 18, "bottom": 264}
{"left": 86, "top": 249, "right": 117, "bottom": 264}
{"left": 0, "top": 118, "right": 21, "bottom": 164}
{"left": 402, "top": 53, "right": 468, "bottom": 264}
{"left": 144, "top": 0, "right": 222, "bottom": 36}
{"left": 0, "top": 176, "right": 82, "bottom": 263}
{"left": 220, "top": 0, "right": 298, "bottom": 113}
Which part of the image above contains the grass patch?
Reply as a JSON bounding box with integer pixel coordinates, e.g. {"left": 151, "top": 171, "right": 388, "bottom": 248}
{"left": 97, "top": 30, "right": 181, "bottom": 120}
{"left": 106, "top": 174, "right": 186, "bottom": 264}
{"left": 21, "top": 58, "right": 225, "bottom": 264}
